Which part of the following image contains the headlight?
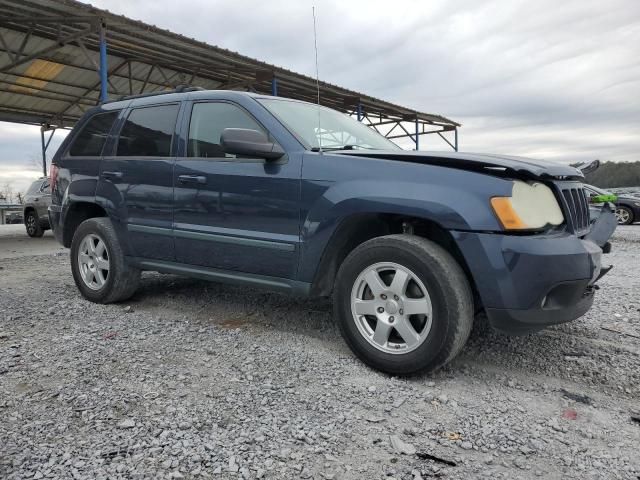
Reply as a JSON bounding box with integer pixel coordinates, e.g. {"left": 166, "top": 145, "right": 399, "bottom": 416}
{"left": 491, "top": 180, "right": 564, "bottom": 230}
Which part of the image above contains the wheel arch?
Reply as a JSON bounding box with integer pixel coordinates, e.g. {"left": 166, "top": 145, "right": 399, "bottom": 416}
{"left": 308, "top": 212, "right": 479, "bottom": 308}
{"left": 62, "top": 202, "right": 108, "bottom": 247}
{"left": 23, "top": 205, "right": 36, "bottom": 220}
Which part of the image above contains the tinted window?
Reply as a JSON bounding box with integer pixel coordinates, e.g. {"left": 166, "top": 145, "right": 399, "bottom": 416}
{"left": 40, "top": 181, "right": 50, "bottom": 194}
{"left": 69, "top": 111, "right": 118, "bottom": 156}
{"left": 188, "top": 102, "right": 265, "bottom": 158}
{"left": 117, "top": 104, "right": 179, "bottom": 157}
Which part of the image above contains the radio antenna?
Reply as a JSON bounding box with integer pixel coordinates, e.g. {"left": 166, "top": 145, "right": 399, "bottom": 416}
{"left": 312, "top": 6, "right": 322, "bottom": 153}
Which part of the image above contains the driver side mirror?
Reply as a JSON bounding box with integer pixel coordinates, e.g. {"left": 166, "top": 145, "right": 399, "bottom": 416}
{"left": 220, "top": 128, "right": 284, "bottom": 160}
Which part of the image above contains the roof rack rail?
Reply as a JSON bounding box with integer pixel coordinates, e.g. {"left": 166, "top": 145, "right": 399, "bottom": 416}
{"left": 110, "top": 85, "right": 205, "bottom": 102}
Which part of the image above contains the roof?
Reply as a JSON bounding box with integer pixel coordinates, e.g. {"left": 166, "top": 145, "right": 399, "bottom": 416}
{"left": 0, "top": 0, "right": 459, "bottom": 140}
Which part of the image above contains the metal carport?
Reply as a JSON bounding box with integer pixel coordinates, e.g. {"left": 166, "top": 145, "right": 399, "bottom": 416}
{"left": 0, "top": 0, "right": 460, "bottom": 176}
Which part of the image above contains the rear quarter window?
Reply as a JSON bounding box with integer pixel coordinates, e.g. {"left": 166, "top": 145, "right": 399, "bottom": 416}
{"left": 69, "top": 111, "right": 119, "bottom": 157}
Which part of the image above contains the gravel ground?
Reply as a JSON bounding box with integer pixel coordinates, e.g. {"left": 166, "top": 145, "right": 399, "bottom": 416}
{"left": 1, "top": 226, "right": 639, "bottom": 480}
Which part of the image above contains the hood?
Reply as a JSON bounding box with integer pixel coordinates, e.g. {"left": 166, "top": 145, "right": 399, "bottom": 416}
{"left": 618, "top": 194, "right": 640, "bottom": 201}
{"left": 337, "top": 150, "right": 584, "bottom": 181}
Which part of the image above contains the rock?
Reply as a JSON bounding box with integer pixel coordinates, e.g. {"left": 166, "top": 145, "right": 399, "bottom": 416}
{"left": 460, "top": 441, "right": 473, "bottom": 450}
{"left": 117, "top": 418, "right": 135, "bottom": 429}
{"left": 514, "top": 458, "right": 527, "bottom": 470}
{"left": 178, "top": 421, "right": 192, "bottom": 430}
{"left": 393, "top": 396, "right": 407, "bottom": 408}
{"left": 365, "top": 416, "right": 385, "bottom": 423}
{"left": 368, "top": 386, "right": 377, "bottom": 393}
{"left": 390, "top": 435, "right": 416, "bottom": 455}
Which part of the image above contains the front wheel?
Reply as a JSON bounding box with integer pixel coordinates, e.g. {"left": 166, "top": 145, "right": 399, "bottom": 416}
{"left": 25, "top": 211, "right": 44, "bottom": 237}
{"left": 70, "top": 218, "right": 140, "bottom": 303}
{"left": 333, "top": 234, "right": 473, "bottom": 375}
{"left": 615, "top": 206, "right": 634, "bottom": 225}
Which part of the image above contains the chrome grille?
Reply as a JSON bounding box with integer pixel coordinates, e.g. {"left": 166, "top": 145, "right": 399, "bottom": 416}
{"left": 560, "top": 185, "right": 590, "bottom": 235}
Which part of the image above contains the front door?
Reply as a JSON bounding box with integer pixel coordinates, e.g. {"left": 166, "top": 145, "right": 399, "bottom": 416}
{"left": 98, "top": 103, "right": 181, "bottom": 261}
{"left": 173, "top": 101, "right": 300, "bottom": 279}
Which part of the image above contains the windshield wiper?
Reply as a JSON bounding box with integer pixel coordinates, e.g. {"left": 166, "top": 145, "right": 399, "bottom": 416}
{"left": 310, "top": 145, "right": 375, "bottom": 152}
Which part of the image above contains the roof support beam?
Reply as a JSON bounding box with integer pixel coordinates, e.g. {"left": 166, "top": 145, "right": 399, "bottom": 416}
{"left": 99, "top": 23, "right": 107, "bottom": 102}
{"left": 436, "top": 131, "right": 455, "bottom": 151}
{"left": 0, "top": 26, "right": 95, "bottom": 73}
{"left": 0, "top": 31, "right": 16, "bottom": 63}
{"left": 139, "top": 64, "right": 154, "bottom": 93}
{"left": 0, "top": 84, "right": 95, "bottom": 106}
{"left": 15, "top": 26, "right": 33, "bottom": 62}
{"left": 57, "top": 59, "right": 128, "bottom": 117}
{"left": 75, "top": 37, "right": 118, "bottom": 95}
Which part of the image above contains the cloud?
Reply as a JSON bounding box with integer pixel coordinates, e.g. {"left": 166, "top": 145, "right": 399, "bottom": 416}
{"left": 0, "top": 124, "right": 68, "bottom": 193}
{"left": 0, "top": 0, "right": 638, "bottom": 194}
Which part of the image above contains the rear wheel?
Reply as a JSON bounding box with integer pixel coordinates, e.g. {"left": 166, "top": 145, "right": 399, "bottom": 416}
{"left": 615, "top": 206, "right": 634, "bottom": 225}
{"left": 25, "top": 211, "right": 44, "bottom": 237}
{"left": 70, "top": 218, "right": 140, "bottom": 303}
{"left": 333, "top": 234, "right": 473, "bottom": 375}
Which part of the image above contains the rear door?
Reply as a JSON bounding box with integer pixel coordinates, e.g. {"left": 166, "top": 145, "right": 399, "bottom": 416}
{"left": 97, "top": 103, "right": 181, "bottom": 261}
{"left": 173, "top": 100, "right": 301, "bottom": 278}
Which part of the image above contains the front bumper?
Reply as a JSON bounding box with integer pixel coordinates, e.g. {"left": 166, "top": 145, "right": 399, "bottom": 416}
{"left": 452, "top": 208, "right": 615, "bottom": 335}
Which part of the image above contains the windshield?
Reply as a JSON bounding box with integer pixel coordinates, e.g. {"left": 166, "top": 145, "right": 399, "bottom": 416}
{"left": 258, "top": 98, "right": 401, "bottom": 151}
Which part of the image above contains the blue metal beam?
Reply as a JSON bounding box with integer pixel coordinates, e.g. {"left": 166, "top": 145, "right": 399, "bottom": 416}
{"left": 99, "top": 24, "right": 108, "bottom": 102}
{"left": 356, "top": 101, "right": 363, "bottom": 121}
{"left": 271, "top": 77, "right": 278, "bottom": 96}
{"left": 415, "top": 117, "right": 419, "bottom": 150}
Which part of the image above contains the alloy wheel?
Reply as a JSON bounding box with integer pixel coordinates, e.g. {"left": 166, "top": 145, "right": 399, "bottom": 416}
{"left": 350, "top": 262, "right": 433, "bottom": 354}
{"left": 26, "top": 214, "right": 36, "bottom": 235}
{"left": 77, "top": 233, "right": 110, "bottom": 290}
{"left": 615, "top": 207, "right": 631, "bottom": 224}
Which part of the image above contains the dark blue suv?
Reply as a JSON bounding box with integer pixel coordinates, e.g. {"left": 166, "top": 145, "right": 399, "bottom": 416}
{"left": 48, "top": 89, "right": 616, "bottom": 374}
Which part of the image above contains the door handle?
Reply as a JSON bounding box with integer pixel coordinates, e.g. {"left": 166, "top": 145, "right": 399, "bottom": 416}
{"left": 178, "top": 175, "right": 207, "bottom": 185}
{"left": 102, "top": 171, "right": 123, "bottom": 179}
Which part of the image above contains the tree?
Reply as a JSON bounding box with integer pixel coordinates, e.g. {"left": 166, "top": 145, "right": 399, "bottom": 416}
{"left": 30, "top": 151, "right": 46, "bottom": 174}
{"left": 584, "top": 161, "right": 640, "bottom": 188}
{"left": 1, "top": 182, "right": 15, "bottom": 203}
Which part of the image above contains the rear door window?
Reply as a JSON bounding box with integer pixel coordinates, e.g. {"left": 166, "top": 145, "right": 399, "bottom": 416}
{"left": 69, "top": 111, "right": 119, "bottom": 156}
{"left": 117, "top": 104, "right": 179, "bottom": 157}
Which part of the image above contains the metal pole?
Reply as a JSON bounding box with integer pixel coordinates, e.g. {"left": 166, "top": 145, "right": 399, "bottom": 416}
{"left": 40, "top": 126, "right": 47, "bottom": 177}
{"left": 415, "top": 117, "right": 419, "bottom": 150}
{"left": 356, "top": 102, "right": 362, "bottom": 121}
{"left": 454, "top": 127, "right": 459, "bottom": 152}
{"left": 99, "top": 23, "right": 108, "bottom": 102}
{"left": 271, "top": 77, "right": 278, "bottom": 96}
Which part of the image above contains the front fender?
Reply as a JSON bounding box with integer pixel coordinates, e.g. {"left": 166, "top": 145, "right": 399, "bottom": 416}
{"left": 297, "top": 175, "right": 510, "bottom": 282}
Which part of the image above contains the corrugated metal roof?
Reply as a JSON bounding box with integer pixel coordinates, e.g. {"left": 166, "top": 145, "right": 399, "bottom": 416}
{"left": 0, "top": 0, "right": 459, "bottom": 139}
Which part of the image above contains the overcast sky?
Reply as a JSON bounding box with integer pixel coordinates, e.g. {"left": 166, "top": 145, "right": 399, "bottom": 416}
{"left": 1, "top": 0, "right": 639, "bottom": 194}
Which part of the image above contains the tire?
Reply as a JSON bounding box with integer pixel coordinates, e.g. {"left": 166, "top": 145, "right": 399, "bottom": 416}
{"left": 70, "top": 217, "right": 140, "bottom": 303}
{"left": 25, "top": 211, "right": 44, "bottom": 237}
{"left": 333, "top": 234, "right": 473, "bottom": 375}
{"left": 615, "top": 206, "right": 634, "bottom": 225}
